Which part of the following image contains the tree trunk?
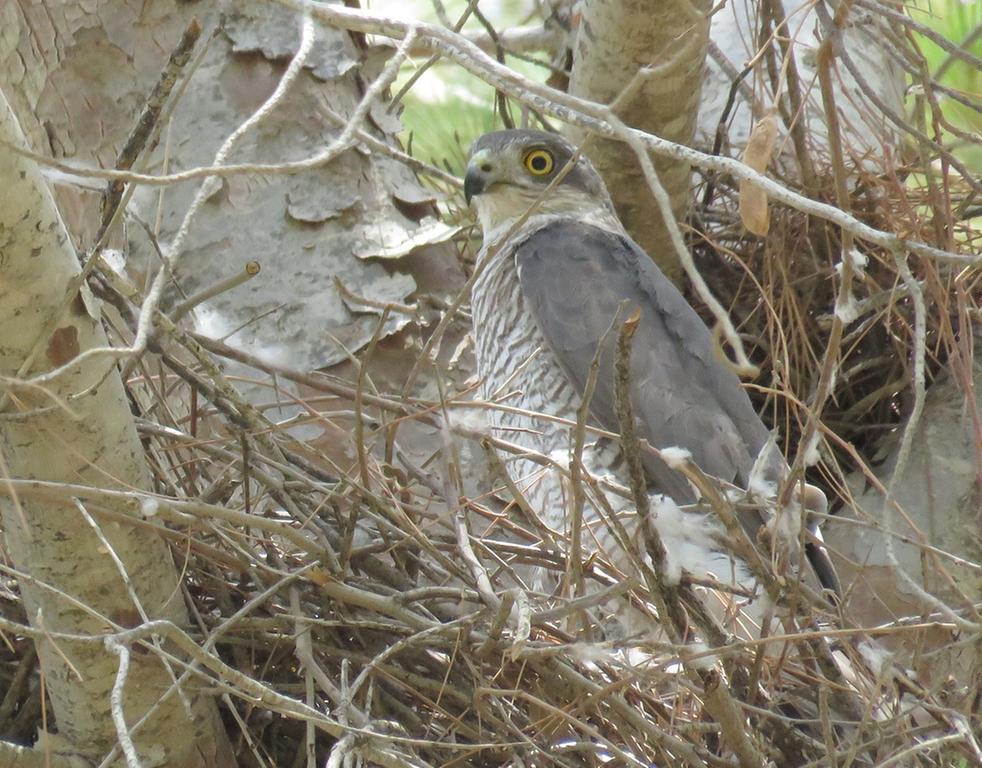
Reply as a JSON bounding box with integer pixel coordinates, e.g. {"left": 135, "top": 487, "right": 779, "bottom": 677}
{"left": 566, "top": 0, "right": 711, "bottom": 283}
{"left": 561, "top": 0, "right": 905, "bottom": 280}
{"left": 1, "top": 0, "right": 458, "bottom": 380}
{"left": 698, "top": 0, "right": 905, "bottom": 168}
{"left": 0, "top": 90, "right": 233, "bottom": 767}
{"left": 0, "top": 0, "right": 465, "bottom": 759}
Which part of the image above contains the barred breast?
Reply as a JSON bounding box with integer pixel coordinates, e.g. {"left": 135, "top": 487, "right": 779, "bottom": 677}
{"left": 470, "top": 241, "right": 584, "bottom": 538}
{"left": 470, "top": 237, "right": 755, "bottom": 614}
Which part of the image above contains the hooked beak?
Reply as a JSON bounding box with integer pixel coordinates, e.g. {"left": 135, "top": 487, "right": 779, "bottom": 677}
{"left": 464, "top": 149, "right": 494, "bottom": 206}
{"left": 463, "top": 167, "right": 485, "bottom": 205}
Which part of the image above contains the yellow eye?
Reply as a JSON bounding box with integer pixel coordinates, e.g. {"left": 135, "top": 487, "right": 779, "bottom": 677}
{"left": 523, "top": 149, "right": 554, "bottom": 176}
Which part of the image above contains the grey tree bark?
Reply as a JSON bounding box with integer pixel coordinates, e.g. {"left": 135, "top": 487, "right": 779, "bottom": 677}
{"left": 563, "top": 0, "right": 905, "bottom": 280}
{"left": 0, "top": 89, "right": 234, "bottom": 767}
{"left": 566, "top": 0, "right": 711, "bottom": 284}
{"left": 0, "top": 0, "right": 464, "bottom": 763}
{"left": 826, "top": 365, "right": 982, "bottom": 622}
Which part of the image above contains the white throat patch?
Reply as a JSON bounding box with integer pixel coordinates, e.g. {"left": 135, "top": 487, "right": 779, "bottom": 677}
{"left": 472, "top": 187, "right": 622, "bottom": 247}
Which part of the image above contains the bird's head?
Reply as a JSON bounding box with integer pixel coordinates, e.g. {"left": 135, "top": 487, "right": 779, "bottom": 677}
{"left": 464, "top": 130, "right": 615, "bottom": 237}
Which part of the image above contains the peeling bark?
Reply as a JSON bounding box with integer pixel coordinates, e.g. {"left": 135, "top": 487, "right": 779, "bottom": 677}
{"left": 0, "top": 1, "right": 461, "bottom": 376}
{"left": 0, "top": 90, "right": 233, "bottom": 767}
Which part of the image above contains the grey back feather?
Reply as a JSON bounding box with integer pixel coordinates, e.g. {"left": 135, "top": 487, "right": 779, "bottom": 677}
{"left": 514, "top": 220, "right": 772, "bottom": 511}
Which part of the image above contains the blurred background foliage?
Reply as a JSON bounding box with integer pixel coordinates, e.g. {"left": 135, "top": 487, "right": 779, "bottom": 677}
{"left": 373, "top": 0, "right": 979, "bottom": 181}
{"left": 909, "top": 0, "right": 981, "bottom": 171}
{"left": 373, "top": 0, "right": 547, "bottom": 175}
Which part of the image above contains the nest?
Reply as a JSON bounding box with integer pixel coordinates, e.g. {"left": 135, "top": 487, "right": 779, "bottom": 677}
{"left": 693, "top": 157, "right": 982, "bottom": 496}
{"left": 4, "top": 212, "right": 978, "bottom": 768}
{"left": 2, "top": 3, "right": 980, "bottom": 767}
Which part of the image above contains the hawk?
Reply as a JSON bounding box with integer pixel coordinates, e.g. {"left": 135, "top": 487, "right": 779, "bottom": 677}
{"left": 464, "top": 129, "right": 837, "bottom": 619}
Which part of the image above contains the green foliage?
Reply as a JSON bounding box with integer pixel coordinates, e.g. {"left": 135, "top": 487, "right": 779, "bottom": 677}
{"left": 396, "top": 65, "right": 500, "bottom": 176}
{"left": 384, "top": 0, "right": 541, "bottom": 176}
{"left": 909, "top": 0, "right": 982, "bottom": 171}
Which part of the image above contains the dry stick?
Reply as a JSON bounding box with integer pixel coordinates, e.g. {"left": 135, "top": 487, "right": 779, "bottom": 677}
{"left": 852, "top": 0, "right": 982, "bottom": 73}
{"left": 580, "top": 461, "right": 651, "bottom": 581}
{"left": 0, "top": 644, "right": 36, "bottom": 728}
{"left": 113, "top": 18, "right": 216, "bottom": 252}
{"left": 341, "top": 309, "right": 391, "bottom": 573}
{"left": 99, "top": 17, "right": 203, "bottom": 236}
{"left": 613, "top": 311, "right": 765, "bottom": 768}
{"left": 565, "top": 311, "right": 614, "bottom": 628}
{"left": 388, "top": 0, "right": 481, "bottom": 111}
{"left": 615, "top": 332, "right": 768, "bottom": 641}
{"left": 480, "top": 441, "right": 560, "bottom": 551}
{"left": 707, "top": 39, "right": 757, "bottom": 108}
{"left": 404, "top": 23, "right": 562, "bottom": 61}
{"left": 453, "top": 500, "right": 500, "bottom": 611}
{"left": 104, "top": 640, "right": 142, "bottom": 768}
{"left": 816, "top": 1, "right": 980, "bottom": 195}
{"left": 5, "top": 110, "right": 458, "bottom": 189}
{"left": 871, "top": 21, "right": 982, "bottom": 122}
{"left": 934, "top": 22, "right": 982, "bottom": 81}
{"left": 883, "top": 253, "right": 977, "bottom": 628}
{"left": 781, "top": 17, "right": 858, "bottom": 506}
{"left": 472, "top": 3, "right": 515, "bottom": 129}
{"left": 437, "top": 372, "right": 501, "bottom": 612}
{"left": 898, "top": 26, "right": 982, "bottom": 146}
{"left": 0, "top": 479, "right": 328, "bottom": 560}
{"left": 613, "top": 311, "right": 682, "bottom": 637}
{"left": 289, "top": 588, "right": 370, "bottom": 729}
{"left": 608, "top": 61, "right": 763, "bottom": 374}
{"left": 475, "top": 590, "right": 516, "bottom": 657}
{"left": 170, "top": 260, "right": 261, "bottom": 321}
{"left": 279, "top": 0, "right": 968, "bottom": 266}
{"left": 221, "top": 694, "right": 269, "bottom": 768}
{"left": 701, "top": 59, "right": 753, "bottom": 211}
{"left": 910, "top": 103, "right": 955, "bottom": 317}
{"left": 762, "top": 0, "right": 817, "bottom": 193}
